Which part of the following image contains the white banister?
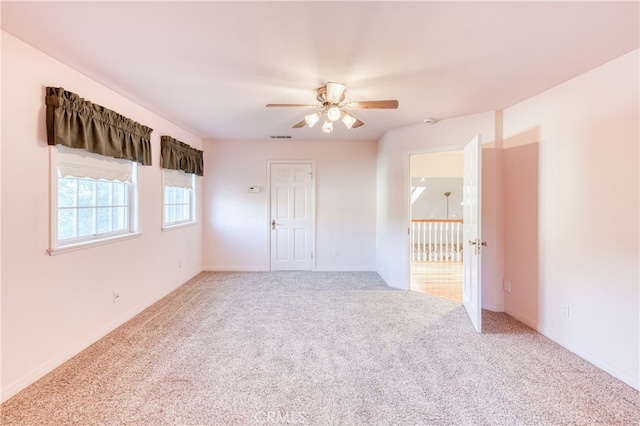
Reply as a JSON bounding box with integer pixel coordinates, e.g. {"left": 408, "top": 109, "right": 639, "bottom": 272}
{"left": 411, "top": 219, "right": 463, "bottom": 262}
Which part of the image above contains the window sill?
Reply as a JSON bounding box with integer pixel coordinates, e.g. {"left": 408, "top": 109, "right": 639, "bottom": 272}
{"left": 47, "top": 232, "right": 142, "bottom": 256}
{"left": 162, "top": 221, "right": 198, "bottom": 232}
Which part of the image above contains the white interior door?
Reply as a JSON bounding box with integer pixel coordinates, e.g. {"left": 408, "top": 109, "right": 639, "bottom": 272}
{"left": 270, "top": 163, "right": 314, "bottom": 271}
{"left": 463, "top": 135, "right": 483, "bottom": 333}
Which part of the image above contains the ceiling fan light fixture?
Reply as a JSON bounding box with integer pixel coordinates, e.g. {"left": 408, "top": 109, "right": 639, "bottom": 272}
{"left": 341, "top": 112, "right": 357, "bottom": 129}
{"left": 325, "top": 82, "right": 346, "bottom": 104}
{"left": 327, "top": 106, "right": 341, "bottom": 122}
{"left": 304, "top": 112, "right": 321, "bottom": 128}
{"left": 267, "top": 81, "right": 399, "bottom": 134}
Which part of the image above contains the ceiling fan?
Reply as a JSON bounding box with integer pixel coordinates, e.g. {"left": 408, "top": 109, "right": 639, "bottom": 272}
{"left": 266, "top": 82, "right": 399, "bottom": 133}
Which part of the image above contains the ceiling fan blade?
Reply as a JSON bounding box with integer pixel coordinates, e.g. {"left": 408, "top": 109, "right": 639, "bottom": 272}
{"left": 325, "top": 82, "right": 346, "bottom": 104}
{"left": 266, "top": 103, "right": 318, "bottom": 108}
{"left": 344, "top": 100, "right": 399, "bottom": 109}
{"left": 352, "top": 118, "right": 365, "bottom": 128}
{"left": 292, "top": 119, "right": 307, "bottom": 128}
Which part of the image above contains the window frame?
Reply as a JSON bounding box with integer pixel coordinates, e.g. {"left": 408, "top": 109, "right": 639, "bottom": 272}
{"left": 161, "top": 169, "right": 196, "bottom": 231}
{"left": 48, "top": 146, "right": 141, "bottom": 255}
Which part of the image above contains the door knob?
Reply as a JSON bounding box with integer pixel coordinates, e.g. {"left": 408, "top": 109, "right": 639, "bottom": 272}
{"left": 469, "top": 239, "right": 487, "bottom": 255}
{"left": 271, "top": 219, "right": 276, "bottom": 230}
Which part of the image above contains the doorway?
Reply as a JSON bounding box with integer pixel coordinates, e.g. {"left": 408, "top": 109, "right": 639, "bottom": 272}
{"left": 409, "top": 151, "right": 464, "bottom": 302}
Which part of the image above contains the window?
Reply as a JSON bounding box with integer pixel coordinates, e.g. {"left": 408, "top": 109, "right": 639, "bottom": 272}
{"left": 162, "top": 169, "right": 195, "bottom": 228}
{"left": 50, "top": 146, "right": 138, "bottom": 252}
{"left": 58, "top": 177, "right": 130, "bottom": 240}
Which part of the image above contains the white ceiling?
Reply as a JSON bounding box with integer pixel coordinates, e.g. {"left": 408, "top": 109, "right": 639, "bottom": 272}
{"left": 2, "top": 1, "right": 638, "bottom": 142}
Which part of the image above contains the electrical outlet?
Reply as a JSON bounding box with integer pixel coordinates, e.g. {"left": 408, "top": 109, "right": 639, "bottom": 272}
{"left": 113, "top": 290, "right": 120, "bottom": 303}
{"left": 561, "top": 304, "right": 570, "bottom": 318}
{"left": 333, "top": 250, "right": 339, "bottom": 257}
{"left": 503, "top": 279, "right": 511, "bottom": 293}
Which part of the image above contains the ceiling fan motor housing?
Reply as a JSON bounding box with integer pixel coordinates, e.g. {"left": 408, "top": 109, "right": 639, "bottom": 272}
{"left": 316, "top": 83, "right": 347, "bottom": 104}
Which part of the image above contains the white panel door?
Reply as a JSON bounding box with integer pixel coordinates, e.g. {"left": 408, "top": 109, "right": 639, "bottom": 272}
{"left": 463, "top": 135, "right": 483, "bottom": 333}
{"left": 270, "top": 163, "right": 314, "bottom": 271}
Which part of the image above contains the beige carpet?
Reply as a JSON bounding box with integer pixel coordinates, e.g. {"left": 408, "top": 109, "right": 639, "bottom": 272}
{"left": 2, "top": 271, "right": 639, "bottom": 425}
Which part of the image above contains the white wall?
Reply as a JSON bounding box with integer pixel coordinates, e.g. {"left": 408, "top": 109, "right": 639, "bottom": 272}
{"left": 202, "top": 139, "right": 377, "bottom": 271}
{"left": 0, "top": 32, "right": 4, "bottom": 406}
{"left": 1, "top": 32, "right": 204, "bottom": 401}
{"left": 410, "top": 151, "right": 463, "bottom": 178}
{"left": 375, "top": 112, "right": 503, "bottom": 311}
{"left": 502, "top": 49, "right": 639, "bottom": 389}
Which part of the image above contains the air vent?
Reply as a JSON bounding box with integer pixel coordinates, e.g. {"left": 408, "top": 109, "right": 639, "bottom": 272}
{"left": 270, "top": 135, "right": 292, "bottom": 139}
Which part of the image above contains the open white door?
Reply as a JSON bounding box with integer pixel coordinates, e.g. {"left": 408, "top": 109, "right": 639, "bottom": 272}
{"left": 270, "top": 163, "right": 314, "bottom": 271}
{"left": 463, "top": 135, "right": 483, "bottom": 333}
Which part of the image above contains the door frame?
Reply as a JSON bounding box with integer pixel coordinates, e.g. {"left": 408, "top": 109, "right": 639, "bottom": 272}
{"left": 267, "top": 160, "right": 316, "bottom": 271}
{"left": 403, "top": 146, "right": 465, "bottom": 290}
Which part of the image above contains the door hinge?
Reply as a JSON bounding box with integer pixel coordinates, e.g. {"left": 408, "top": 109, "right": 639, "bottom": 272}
{"left": 311, "top": 253, "right": 314, "bottom": 259}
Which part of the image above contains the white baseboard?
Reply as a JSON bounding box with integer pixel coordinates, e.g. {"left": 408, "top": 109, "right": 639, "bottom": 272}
{"left": 202, "top": 265, "right": 269, "bottom": 272}
{"left": 503, "top": 306, "right": 539, "bottom": 330}
{"left": 1, "top": 270, "right": 202, "bottom": 403}
{"left": 482, "top": 303, "right": 504, "bottom": 312}
{"left": 202, "top": 266, "right": 377, "bottom": 272}
{"left": 505, "top": 306, "right": 639, "bottom": 390}
{"left": 536, "top": 323, "right": 639, "bottom": 390}
{"left": 313, "top": 266, "right": 377, "bottom": 272}
{"left": 387, "top": 281, "right": 408, "bottom": 290}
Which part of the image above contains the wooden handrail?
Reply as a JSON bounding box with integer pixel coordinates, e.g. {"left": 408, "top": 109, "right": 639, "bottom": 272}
{"left": 411, "top": 219, "right": 463, "bottom": 223}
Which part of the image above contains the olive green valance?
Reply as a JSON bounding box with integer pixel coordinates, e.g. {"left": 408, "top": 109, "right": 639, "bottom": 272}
{"left": 46, "top": 87, "right": 153, "bottom": 165}
{"left": 160, "top": 136, "right": 203, "bottom": 176}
